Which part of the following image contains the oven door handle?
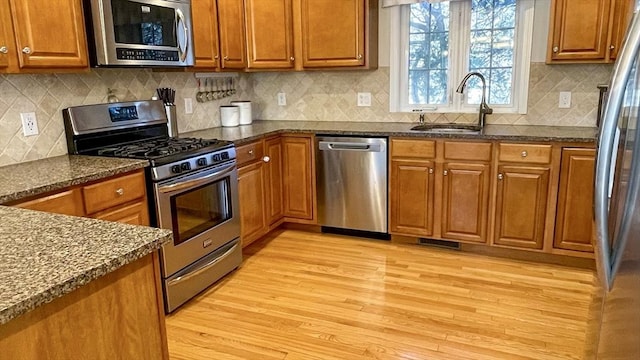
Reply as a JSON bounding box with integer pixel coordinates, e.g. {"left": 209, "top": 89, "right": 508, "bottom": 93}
{"left": 158, "top": 163, "right": 236, "bottom": 194}
{"left": 167, "top": 242, "right": 239, "bottom": 286}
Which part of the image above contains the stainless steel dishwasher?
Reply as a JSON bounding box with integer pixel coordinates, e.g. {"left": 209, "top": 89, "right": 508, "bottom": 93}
{"left": 316, "top": 136, "right": 388, "bottom": 234}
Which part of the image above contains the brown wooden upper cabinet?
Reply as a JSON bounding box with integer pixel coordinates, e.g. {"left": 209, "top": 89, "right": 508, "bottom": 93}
{"left": 298, "top": 0, "right": 377, "bottom": 69}
{"left": 193, "top": 0, "right": 246, "bottom": 69}
{"left": 0, "top": 0, "right": 88, "bottom": 72}
{"left": 547, "top": 0, "right": 634, "bottom": 63}
{"left": 218, "top": 0, "right": 247, "bottom": 69}
{"left": 192, "top": 0, "right": 221, "bottom": 69}
{"left": 245, "top": 0, "right": 295, "bottom": 69}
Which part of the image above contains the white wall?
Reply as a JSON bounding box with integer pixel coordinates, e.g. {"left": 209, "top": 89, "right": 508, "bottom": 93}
{"left": 377, "top": 0, "right": 552, "bottom": 66}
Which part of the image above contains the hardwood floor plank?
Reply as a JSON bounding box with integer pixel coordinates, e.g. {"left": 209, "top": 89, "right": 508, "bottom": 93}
{"left": 166, "top": 230, "right": 597, "bottom": 359}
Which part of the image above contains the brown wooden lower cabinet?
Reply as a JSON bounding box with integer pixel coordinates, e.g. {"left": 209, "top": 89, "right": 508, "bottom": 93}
{"left": 441, "top": 162, "right": 490, "bottom": 243}
{"left": 14, "top": 188, "right": 84, "bottom": 216}
{"left": 0, "top": 253, "right": 168, "bottom": 360}
{"left": 554, "top": 148, "right": 596, "bottom": 252}
{"left": 494, "top": 165, "right": 551, "bottom": 250}
{"left": 264, "top": 137, "right": 284, "bottom": 224}
{"left": 389, "top": 159, "right": 435, "bottom": 237}
{"left": 238, "top": 161, "right": 268, "bottom": 247}
{"left": 92, "top": 201, "right": 150, "bottom": 226}
{"left": 282, "top": 135, "right": 315, "bottom": 220}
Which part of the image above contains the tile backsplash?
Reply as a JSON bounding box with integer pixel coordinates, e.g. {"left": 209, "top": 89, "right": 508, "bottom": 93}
{"left": 0, "top": 62, "right": 611, "bottom": 165}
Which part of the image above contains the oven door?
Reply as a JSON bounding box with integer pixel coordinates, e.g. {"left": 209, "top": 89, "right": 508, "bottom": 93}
{"left": 154, "top": 160, "right": 240, "bottom": 277}
{"left": 88, "top": 0, "right": 194, "bottom": 66}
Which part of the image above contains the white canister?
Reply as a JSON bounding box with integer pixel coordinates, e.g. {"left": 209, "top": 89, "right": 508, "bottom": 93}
{"left": 231, "top": 100, "right": 252, "bottom": 125}
{"left": 220, "top": 105, "right": 240, "bottom": 127}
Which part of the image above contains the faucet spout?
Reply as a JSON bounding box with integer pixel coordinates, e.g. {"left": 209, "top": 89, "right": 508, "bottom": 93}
{"left": 456, "top": 72, "right": 493, "bottom": 128}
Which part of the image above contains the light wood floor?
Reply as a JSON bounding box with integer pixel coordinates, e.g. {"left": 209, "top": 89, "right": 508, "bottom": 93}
{"left": 166, "top": 230, "right": 597, "bottom": 360}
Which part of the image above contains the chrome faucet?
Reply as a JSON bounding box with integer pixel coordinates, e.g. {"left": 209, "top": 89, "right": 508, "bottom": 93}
{"left": 456, "top": 72, "right": 493, "bottom": 128}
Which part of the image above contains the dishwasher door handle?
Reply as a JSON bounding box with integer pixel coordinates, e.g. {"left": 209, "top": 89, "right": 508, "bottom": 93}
{"left": 319, "top": 141, "right": 384, "bottom": 152}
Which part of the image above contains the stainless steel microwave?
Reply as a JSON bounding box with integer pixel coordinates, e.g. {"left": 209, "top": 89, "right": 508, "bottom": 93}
{"left": 84, "top": 0, "right": 194, "bottom": 67}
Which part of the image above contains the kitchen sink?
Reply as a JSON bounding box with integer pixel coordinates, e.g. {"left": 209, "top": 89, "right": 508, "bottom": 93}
{"left": 410, "top": 124, "right": 482, "bottom": 134}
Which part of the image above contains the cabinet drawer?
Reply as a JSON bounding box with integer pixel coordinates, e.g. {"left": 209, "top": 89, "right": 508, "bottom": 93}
{"left": 444, "top": 141, "right": 492, "bottom": 161}
{"left": 92, "top": 201, "right": 150, "bottom": 226}
{"left": 83, "top": 171, "right": 146, "bottom": 214}
{"left": 499, "top": 144, "right": 552, "bottom": 164}
{"left": 14, "top": 189, "right": 84, "bottom": 217}
{"left": 236, "top": 141, "right": 264, "bottom": 167}
{"left": 391, "top": 139, "right": 436, "bottom": 159}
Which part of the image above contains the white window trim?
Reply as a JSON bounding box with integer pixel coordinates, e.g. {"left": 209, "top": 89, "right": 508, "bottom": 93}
{"left": 389, "top": 0, "right": 535, "bottom": 115}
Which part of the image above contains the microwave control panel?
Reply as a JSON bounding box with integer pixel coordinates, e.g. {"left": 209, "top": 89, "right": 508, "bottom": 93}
{"left": 116, "top": 48, "right": 179, "bottom": 62}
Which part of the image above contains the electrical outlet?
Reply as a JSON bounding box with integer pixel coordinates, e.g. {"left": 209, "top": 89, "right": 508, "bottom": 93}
{"left": 184, "top": 98, "right": 193, "bottom": 114}
{"left": 559, "top": 91, "right": 572, "bottom": 108}
{"left": 20, "top": 112, "right": 39, "bottom": 136}
{"left": 277, "top": 92, "right": 287, "bottom": 106}
{"left": 357, "top": 92, "right": 372, "bottom": 107}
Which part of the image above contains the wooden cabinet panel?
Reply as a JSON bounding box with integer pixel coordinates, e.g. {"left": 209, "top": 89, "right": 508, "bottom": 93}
{"left": 9, "top": 0, "right": 88, "bottom": 69}
{"left": 15, "top": 188, "right": 84, "bottom": 217}
{"left": 265, "top": 137, "right": 284, "bottom": 224}
{"left": 93, "top": 201, "right": 150, "bottom": 226}
{"left": 389, "top": 159, "right": 435, "bottom": 237}
{"left": 494, "top": 166, "right": 550, "bottom": 250}
{"left": 554, "top": 148, "right": 596, "bottom": 253}
{"left": 0, "top": 0, "right": 16, "bottom": 71}
{"left": 441, "top": 163, "right": 490, "bottom": 243}
{"left": 444, "top": 142, "right": 492, "bottom": 162}
{"left": 236, "top": 141, "right": 265, "bottom": 167}
{"left": 192, "top": 0, "right": 220, "bottom": 69}
{"left": 498, "top": 143, "right": 552, "bottom": 164}
{"left": 609, "top": 0, "right": 635, "bottom": 60}
{"left": 299, "top": 0, "right": 365, "bottom": 67}
{"left": 83, "top": 171, "right": 146, "bottom": 214}
{"left": 245, "top": 0, "right": 294, "bottom": 69}
{"left": 238, "top": 161, "right": 267, "bottom": 247}
{"left": 217, "top": 0, "right": 247, "bottom": 69}
{"left": 391, "top": 139, "right": 436, "bottom": 159}
{"left": 282, "top": 136, "right": 314, "bottom": 220}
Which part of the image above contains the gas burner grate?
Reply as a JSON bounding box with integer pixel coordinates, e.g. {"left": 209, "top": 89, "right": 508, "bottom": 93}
{"left": 97, "top": 137, "right": 221, "bottom": 159}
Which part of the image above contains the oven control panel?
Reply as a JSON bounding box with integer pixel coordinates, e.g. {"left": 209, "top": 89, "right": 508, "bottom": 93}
{"left": 153, "top": 148, "right": 236, "bottom": 180}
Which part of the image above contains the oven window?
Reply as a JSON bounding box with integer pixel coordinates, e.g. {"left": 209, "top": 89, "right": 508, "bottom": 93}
{"left": 111, "top": 0, "right": 177, "bottom": 47}
{"left": 170, "top": 178, "right": 232, "bottom": 245}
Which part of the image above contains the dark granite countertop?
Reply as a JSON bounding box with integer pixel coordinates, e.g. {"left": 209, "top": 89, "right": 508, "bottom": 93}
{"left": 0, "top": 155, "right": 149, "bottom": 204}
{"left": 0, "top": 206, "right": 172, "bottom": 325}
{"left": 181, "top": 121, "right": 599, "bottom": 145}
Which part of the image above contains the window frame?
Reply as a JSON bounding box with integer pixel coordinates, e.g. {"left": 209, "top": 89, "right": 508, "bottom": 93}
{"left": 389, "top": 0, "right": 535, "bottom": 115}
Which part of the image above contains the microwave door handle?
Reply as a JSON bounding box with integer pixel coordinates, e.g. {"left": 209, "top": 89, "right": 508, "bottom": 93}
{"left": 159, "top": 163, "right": 235, "bottom": 194}
{"left": 176, "top": 9, "right": 189, "bottom": 62}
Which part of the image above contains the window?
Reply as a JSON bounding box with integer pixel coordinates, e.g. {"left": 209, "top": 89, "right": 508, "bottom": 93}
{"left": 390, "top": 0, "right": 535, "bottom": 114}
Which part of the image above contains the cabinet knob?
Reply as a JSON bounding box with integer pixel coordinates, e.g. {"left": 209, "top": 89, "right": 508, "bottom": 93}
{"left": 429, "top": 168, "right": 434, "bottom": 174}
{"left": 610, "top": 45, "right": 615, "bottom": 50}
{"left": 263, "top": 156, "right": 270, "bottom": 163}
{"left": 248, "top": 149, "right": 254, "bottom": 155}
{"left": 357, "top": 54, "right": 363, "bottom": 60}
{"left": 443, "top": 170, "right": 448, "bottom": 176}
{"left": 0, "top": 46, "right": 7, "bottom": 54}
{"left": 290, "top": 56, "right": 294, "bottom": 61}
{"left": 552, "top": 46, "right": 559, "bottom": 53}
{"left": 214, "top": 54, "right": 219, "bottom": 59}
{"left": 498, "top": 173, "right": 504, "bottom": 180}
{"left": 115, "top": 188, "right": 124, "bottom": 196}
{"left": 22, "top": 47, "right": 32, "bottom": 55}
{"left": 223, "top": 56, "right": 229, "bottom": 61}
{"left": 521, "top": 150, "right": 528, "bottom": 158}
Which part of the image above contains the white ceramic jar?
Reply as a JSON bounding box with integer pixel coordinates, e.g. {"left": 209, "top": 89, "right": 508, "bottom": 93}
{"left": 230, "top": 100, "right": 252, "bottom": 125}
{"left": 220, "top": 105, "right": 240, "bottom": 127}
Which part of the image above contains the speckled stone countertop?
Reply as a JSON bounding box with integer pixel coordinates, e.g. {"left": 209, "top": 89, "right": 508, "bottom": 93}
{"left": 0, "top": 206, "right": 172, "bottom": 325}
{"left": 0, "top": 155, "right": 149, "bottom": 204}
{"left": 181, "top": 120, "right": 599, "bottom": 145}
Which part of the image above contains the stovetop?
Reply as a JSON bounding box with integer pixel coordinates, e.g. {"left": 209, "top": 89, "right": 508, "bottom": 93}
{"left": 96, "top": 137, "right": 231, "bottom": 164}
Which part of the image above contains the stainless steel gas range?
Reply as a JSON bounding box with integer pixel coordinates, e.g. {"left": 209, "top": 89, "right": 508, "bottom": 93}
{"left": 63, "top": 100, "right": 241, "bottom": 312}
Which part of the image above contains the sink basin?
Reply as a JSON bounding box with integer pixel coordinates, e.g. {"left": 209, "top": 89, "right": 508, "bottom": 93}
{"left": 410, "top": 124, "right": 482, "bottom": 134}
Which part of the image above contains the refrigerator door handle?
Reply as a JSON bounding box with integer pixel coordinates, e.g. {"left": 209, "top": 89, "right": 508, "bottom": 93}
{"left": 595, "top": 11, "right": 640, "bottom": 291}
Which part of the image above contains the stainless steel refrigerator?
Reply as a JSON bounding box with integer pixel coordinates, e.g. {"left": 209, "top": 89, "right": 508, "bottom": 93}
{"left": 592, "top": 9, "right": 640, "bottom": 360}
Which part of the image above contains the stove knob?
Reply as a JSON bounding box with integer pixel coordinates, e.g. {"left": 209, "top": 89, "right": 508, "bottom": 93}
{"left": 220, "top": 151, "right": 229, "bottom": 160}
{"left": 196, "top": 157, "right": 207, "bottom": 167}
{"left": 212, "top": 154, "right": 222, "bottom": 162}
{"left": 181, "top": 162, "right": 191, "bottom": 171}
{"left": 171, "top": 165, "right": 182, "bottom": 174}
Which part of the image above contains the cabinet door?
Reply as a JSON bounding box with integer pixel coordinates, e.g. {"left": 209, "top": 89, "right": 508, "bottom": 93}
{"left": 238, "top": 162, "right": 267, "bottom": 247}
{"left": 441, "top": 163, "right": 490, "bottom": 244}
{"left": 245, "top": 0, "right": 294, "bottom": 69}
{"left": 282, "top": 136, "right": 314, "bottom": 220}
{"left": 265, "top": 137, "right": 284, "bottom": 225}
{"left": 192, "top": 0, "right": 220, "bottom": 69}
{"left": 14, "top": 189, "right": 84, "bottom": 217}
{"left": 554, "top": 148, "right": 596, "bottom": 253}
{"left": 217, "top": 0, "right": 247, "bottom": 69}
{"left": 609, "top": 0, "right": 635, "bottom": 60}
{"left": 494, "top": 166, "right": 550, "bottom": 250}
{"left": 93, "top": 201, "right": 150, "bottom": 226}
{"left": 547, "top": 0, "right": 611, "bottom": 62}
{"left": 0, "top": 0, "right": 16, "bottom": 72}
{"left": 299, "top": 0, "right": 365, "bottom": 67}
{"left": 389, "top": 159, "right": 435, "bottom": 237}
{"left": 9, "top": 0, "right": 88, "bottom": 69}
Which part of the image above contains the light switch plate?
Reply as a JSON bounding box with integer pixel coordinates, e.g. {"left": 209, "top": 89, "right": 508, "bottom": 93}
{"left": 20, "top": 112, "right": 39, "bottom": 136}
{"left": 357, "top": 92, "right": 372, "bottom": 107}
{"left": 277, "top": 92, "right": 287, "bottom": 106}
{"left": 184, "top": 98, "right": 193, "bottom": 114}
{"left": 559, "top": 91, "right": 572, "bottom": 108}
